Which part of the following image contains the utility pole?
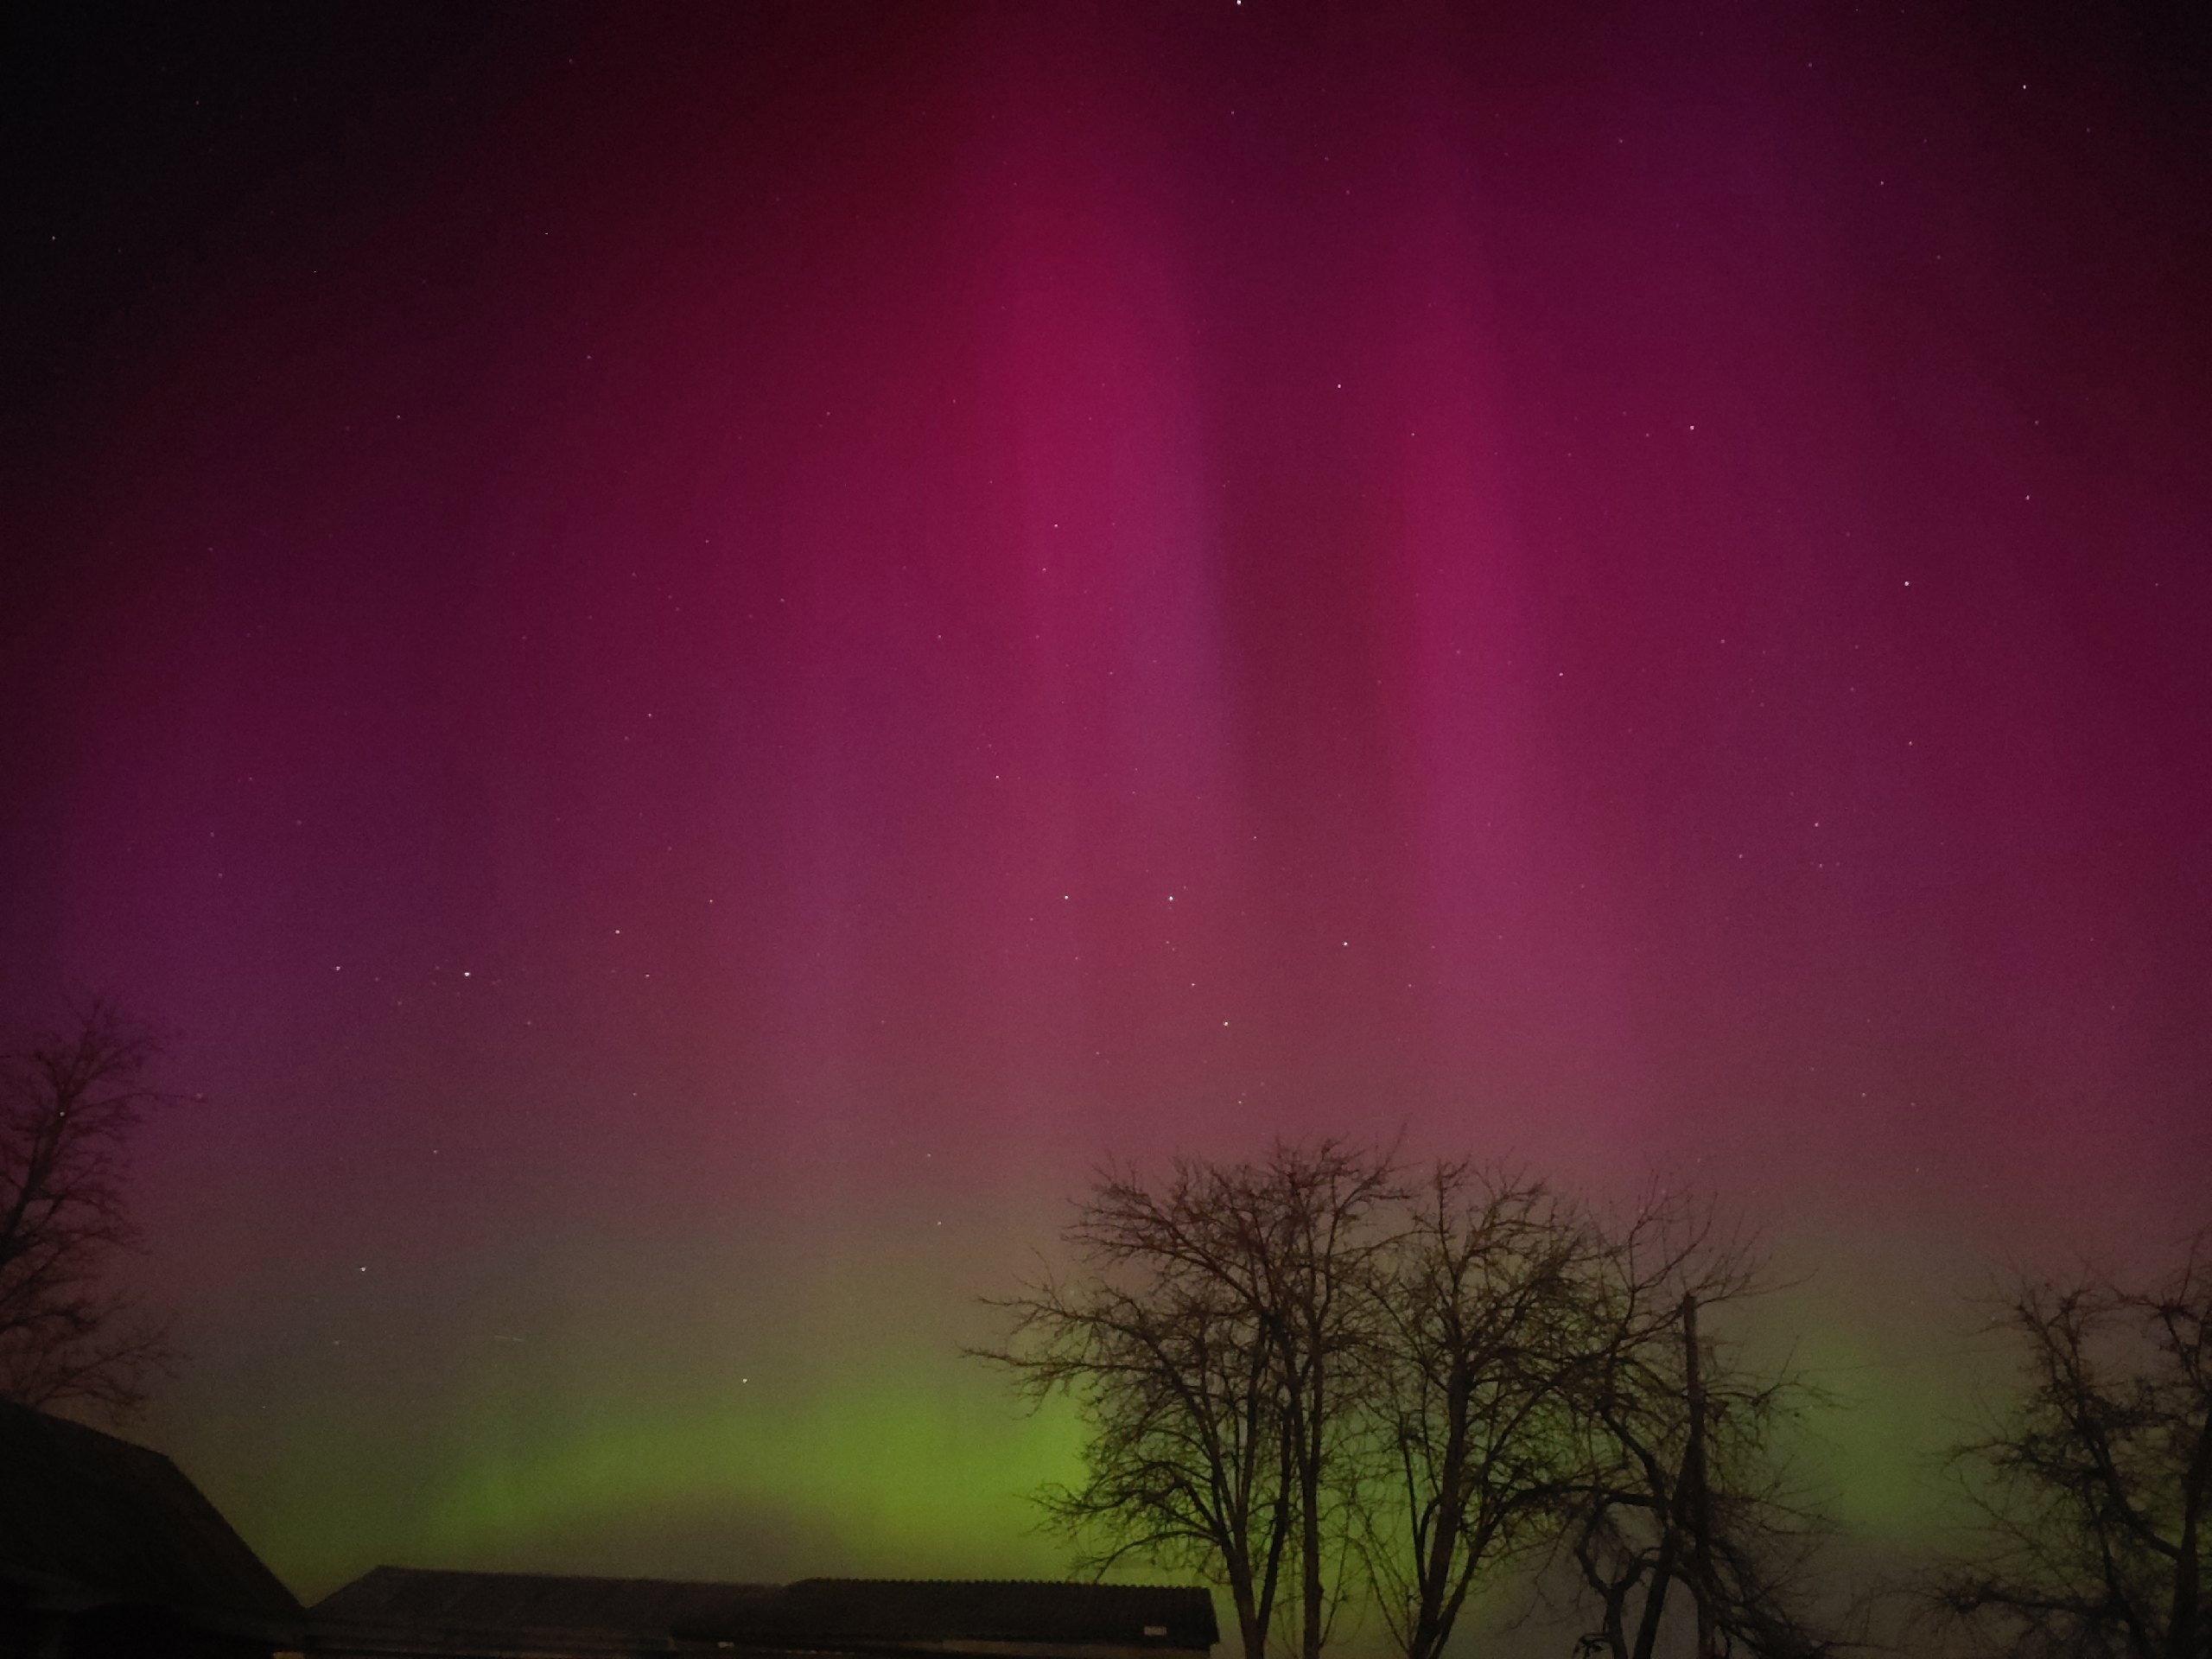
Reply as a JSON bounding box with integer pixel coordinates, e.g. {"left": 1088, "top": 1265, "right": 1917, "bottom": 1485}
{"left": 1681, "top": 1292, "right": 1719, "bottom": 1659}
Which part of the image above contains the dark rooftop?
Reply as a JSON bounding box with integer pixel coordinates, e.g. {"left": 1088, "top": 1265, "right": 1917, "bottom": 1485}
{"left": 314, "top": 1567, "right": 1220, "bottom": 1650}
{"left": 314, "top": 1566, "right": 777, "bottom": 1637}
{"left": 710, "top": 1577, "right": 1219, "bottom": 1648}
{"left": 0, "top": 1398, "right": 302, "bottom": 1630}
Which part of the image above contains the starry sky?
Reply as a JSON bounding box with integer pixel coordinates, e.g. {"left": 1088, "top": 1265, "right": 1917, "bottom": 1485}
{"left": 4, "top": 0, "right": 2210, "bottom": 1609}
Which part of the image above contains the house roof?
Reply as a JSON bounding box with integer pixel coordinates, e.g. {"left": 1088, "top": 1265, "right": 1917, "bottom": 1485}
{"left": 313, "top": 1565, "right": 777, "bottom": 1637}
{"left": 313, "top": 1567, "right": 1220, "bottom": 1651}
{"left": 717, "top": 1578, "right": 1221, "bottom": 1649}
{"left": 0, "top": 1398, "right": 302, "bottom": 1631}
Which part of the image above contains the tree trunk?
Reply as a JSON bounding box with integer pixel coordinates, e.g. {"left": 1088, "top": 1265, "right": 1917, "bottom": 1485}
{"left": 1681, "top": 1293, "right": 1719, "bottom": 1659}
{"left": 2164, "top": 1412, "right": 2212, "bottom": 1659}
{"left": 1301, "top": 1418, "right": 1324, "bottom": 1659}
{"left": 1231, "top": 1581, "right": 1267, "bottom": 1659}
{"left": 1629, "top": 1535, "right": 1678, "bottom": 1659}
{"left": 1408, "top": 1363, "right": 1470, "bottom": 1659}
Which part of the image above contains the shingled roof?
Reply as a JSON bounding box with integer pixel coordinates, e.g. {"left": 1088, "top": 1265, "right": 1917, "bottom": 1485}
{"left": 313, "top": 1566, "right": 1219, "bottom": 1653}
{"left": 0, "top": 1398, "right": 302, "bottom": 1637}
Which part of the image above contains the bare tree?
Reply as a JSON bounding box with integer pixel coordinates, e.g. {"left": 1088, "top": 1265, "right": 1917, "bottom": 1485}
{"left": 977, "top": 1140, "right": 1402, "bottom": 1659}
{"left": 1357, "top": 1166, "right": 1598, "bottom": 1659}
{"left": 0, "top": 1001, "right": 178, "bottom": 1416}
{"left": 1930, "top": 1235, "right": 2212, "bottom": 1659}
{"left": 1554, "top": 1197, "right": 1846, "bottom": 1659}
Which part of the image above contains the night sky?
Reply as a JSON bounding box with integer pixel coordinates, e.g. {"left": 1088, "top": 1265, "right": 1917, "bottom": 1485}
{"left": 5, "top": 1, "right": 2211, "bottom": 1609}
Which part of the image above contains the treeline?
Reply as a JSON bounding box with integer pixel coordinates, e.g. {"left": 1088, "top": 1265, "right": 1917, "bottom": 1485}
{"left": 976, "top": 1140, "right": 2212, "bottom": 1659}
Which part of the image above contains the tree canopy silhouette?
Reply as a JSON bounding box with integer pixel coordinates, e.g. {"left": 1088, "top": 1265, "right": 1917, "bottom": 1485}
{"left": 982, "top": 1147, "right": 1851, "bottom": 1659}
{"left": 1552, "top": 1197, "right": 1845, "bottom": 1659}
{"left": 1931, "top": 1234, "right": 2212, "bottom": 1659}
{"left": 1357, "top": 1166, "right": 1597, "bottom": 1659}
{"left": 976, "top": 1139, "right": 1402, "bottom": 1659}
{"left": 0, "top": 1001, "right": 177, "bottom": 1416}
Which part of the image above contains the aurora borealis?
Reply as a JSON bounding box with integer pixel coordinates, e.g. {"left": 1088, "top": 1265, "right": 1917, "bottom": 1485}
{"left": 4, "top": 0, "right": 2210, "bottom": 1615}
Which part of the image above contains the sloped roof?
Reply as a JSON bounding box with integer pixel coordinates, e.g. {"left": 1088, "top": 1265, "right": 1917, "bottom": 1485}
{"left": 0, "top": 1398, "right": 302, "bottom": 1630}
{"left": 314, "top": 1567, "right": 1219, "bottom": 1650}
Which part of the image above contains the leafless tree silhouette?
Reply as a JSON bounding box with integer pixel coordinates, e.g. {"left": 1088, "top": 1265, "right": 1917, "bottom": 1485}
{"left": 0, "top": 1001, "right": 178, "bottom": 1417}
{"left": 1552, "top": 1196, "right": 1847, "bottom": 1659}
{"left": 976, "top": 1139, "right": 1402, "bottom": 1659}
{"left": 1930, "top": 1235, "right": 2212, "bottom": 1659}
{"left": 1357, "top": 1166, "right": 1597, "bottom": 1659}
{"left": 984, "top": 1154, "right": 1851, "bottom": 1659}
